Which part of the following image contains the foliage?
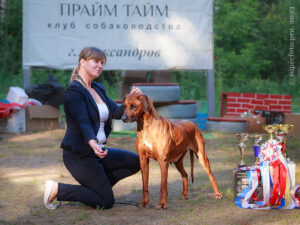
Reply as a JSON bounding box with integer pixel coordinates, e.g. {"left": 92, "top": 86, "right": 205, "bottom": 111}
{"left": 172, "top": 70, "right": 207, "bottom": 101}
{"left": 96, "top": 70, "right": 122, "bottom": 100}
{"left": 213, "top": 0, "right": 298, "bottom": 85}
{"left": 0, "top": 0, "right": 23, "bottom": 99}
{"left": 214, "top": 0, "right": 265, "bottom": 83}
{"left": 0, "top": 68, "right": 23, "bottom": 99}
{"left": 0, "top": 0, "right": 22, "bottom": 74}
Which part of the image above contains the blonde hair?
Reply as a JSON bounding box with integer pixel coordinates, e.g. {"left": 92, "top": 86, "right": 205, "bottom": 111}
{"left": 71, "top": 47, "right": 107, "bottom": 86}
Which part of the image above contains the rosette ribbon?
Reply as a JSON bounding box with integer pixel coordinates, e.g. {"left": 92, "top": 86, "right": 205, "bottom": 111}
{"left": 287, "top": 185, "right": 300, "bottom": 209}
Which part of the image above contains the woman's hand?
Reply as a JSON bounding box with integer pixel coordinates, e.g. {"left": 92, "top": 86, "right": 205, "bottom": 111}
{"left": 88, "top": 139, "right": 108, "bottom": 158}
{"left": 130, "top": 86, "right": 142, "bottom": 95}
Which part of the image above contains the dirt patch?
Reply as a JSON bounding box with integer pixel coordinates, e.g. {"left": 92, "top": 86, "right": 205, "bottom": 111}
{"left": 0, "top": 130, "right": 299, "bottom": 225}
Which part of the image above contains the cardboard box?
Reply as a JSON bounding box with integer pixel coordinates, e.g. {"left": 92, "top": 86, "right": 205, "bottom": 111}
{"left": 0, "top": 108, "right": 26, "bottom": 133}
{"left": 284, "top": 114, "right": 300, "bottom": 136}
{"left": 26, "top": 105, "right": 60, "bottom": 131}
{"left": 246, "top": 117, "right": 266, "bottom": 133}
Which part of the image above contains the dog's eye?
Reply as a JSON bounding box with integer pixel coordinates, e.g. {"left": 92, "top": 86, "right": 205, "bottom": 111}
{"left": 131, "top": 105, "right": 138, "bottom": 110}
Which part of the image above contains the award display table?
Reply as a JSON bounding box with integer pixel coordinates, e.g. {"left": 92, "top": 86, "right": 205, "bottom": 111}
{"left": 234, "top": 161, "right": 296, "bottom": 209}
{"left": 233, "top": 124, "right": 299, "bottom": 209}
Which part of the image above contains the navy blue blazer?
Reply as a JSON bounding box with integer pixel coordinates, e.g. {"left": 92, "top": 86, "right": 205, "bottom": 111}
{"left": 60, "top": 80, "right": 124, "bottom": 156}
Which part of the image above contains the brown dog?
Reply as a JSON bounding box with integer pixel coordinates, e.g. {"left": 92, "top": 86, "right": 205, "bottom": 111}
{"left": 122, "top": 93, "right": 223, "bottom": 209}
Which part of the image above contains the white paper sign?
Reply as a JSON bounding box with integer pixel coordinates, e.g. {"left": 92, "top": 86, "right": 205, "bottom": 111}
{"left": 23, "top": 0, "right": 213, "bottom": 70}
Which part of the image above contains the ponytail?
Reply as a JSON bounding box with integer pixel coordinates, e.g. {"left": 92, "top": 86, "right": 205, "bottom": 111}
{"left": 70, "top": 64, "right": 87, "bottom": 88}
{"left": 70, "top": 65, "right": 79, "bottom": 82}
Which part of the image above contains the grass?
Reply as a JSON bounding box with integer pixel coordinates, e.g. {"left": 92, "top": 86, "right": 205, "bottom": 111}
{"left": 110, "top": 130, "right": 137, "bottom": 138}
{"left": 0, "top": 129, "right": 299, "bottom": 225}
{"left": 75, "top": 212, "right": 89, "bottom": 221}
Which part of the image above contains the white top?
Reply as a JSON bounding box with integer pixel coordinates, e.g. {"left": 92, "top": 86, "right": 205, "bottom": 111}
{"left": 96, "top": 103, "right": 109, "bottom": 146}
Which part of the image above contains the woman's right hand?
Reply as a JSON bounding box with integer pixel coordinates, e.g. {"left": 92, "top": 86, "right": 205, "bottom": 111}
{"left": 130, "top": 86, "right": 142, "bottom": 95}
{"left": 88, "top": 139, "right": 108, "bottom": 158}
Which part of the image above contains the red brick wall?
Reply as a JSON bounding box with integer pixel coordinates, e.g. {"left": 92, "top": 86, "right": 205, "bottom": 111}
{"left": 220, "top": 92, "right": 292, "bottom": 117}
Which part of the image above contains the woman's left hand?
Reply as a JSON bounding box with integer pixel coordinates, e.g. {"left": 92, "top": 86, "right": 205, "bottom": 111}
{"left": 89, "top": 139, "right": 108, "bottom": 158}
{"left": 94, "top": 148, "right": 108, "bottom": 159}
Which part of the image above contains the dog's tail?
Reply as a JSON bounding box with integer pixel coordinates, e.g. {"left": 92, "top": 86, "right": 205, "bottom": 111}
{"left": 190, "top": 150, "right": 194, "bottom": 183}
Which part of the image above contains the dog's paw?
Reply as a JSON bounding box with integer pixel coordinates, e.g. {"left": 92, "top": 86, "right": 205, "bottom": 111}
{"left": 215, "top": 192, "right": 223, "bottom": 200}
{"left": 155, "top": 202, "right": 167, "bottom": 210}
{"left": 181, "top": 194, "right": 189, "bottom": 200}
{"left": 138, "top": 201, "right": 149, "bottom": 208}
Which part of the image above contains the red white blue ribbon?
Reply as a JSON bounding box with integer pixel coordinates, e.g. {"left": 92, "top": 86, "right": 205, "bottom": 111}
{"left": 235, "top": 139, "right": 296, "bottom": 209}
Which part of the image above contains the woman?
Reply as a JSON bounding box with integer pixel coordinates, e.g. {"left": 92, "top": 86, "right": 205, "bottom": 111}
{"left": 44, "top": 47, "right": 140, "bottom": 209}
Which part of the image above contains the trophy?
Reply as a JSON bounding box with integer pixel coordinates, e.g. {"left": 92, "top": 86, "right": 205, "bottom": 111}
{"left": 250, "top": 135, "right": 263, "bottom": 166}
{"left": 235, "top": 133, "right": 248, "bottom": 167}
{"left": 263, "top": 125, "right": 278, "bottom": 140}
{"left": 276, "top": 124, "right": 294, "bottom": 158}
{"left": 275, "top": 126, "right": 286, "bottom": 155}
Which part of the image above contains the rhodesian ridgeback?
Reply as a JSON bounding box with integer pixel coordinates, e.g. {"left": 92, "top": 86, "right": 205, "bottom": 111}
{"left": 122, "top": 93, "right": 223, "bottom": 209}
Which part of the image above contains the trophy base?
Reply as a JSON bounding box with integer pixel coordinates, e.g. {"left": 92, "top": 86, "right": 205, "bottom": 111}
{"left": 238, "top": 160, "right": 246, "bottom": 168}
{"left": 238, "top": 164, "right": 247, "bottom": 168}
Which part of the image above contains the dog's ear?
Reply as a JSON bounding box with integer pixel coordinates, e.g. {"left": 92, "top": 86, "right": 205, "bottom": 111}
{"left": 122, "top": 95, "right": 127, "bottom": 105}
{"left": 140, "top": 95, "right": 151, "bottom": 114}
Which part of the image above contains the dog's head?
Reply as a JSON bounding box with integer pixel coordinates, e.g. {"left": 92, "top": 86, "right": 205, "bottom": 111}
{"left": 122, "top": 92, "right": 156, "bottom": 123}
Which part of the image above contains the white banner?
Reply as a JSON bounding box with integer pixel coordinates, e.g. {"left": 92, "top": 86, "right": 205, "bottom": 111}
{"left": 23, "top": 0, "right": 213, "bottom": 70}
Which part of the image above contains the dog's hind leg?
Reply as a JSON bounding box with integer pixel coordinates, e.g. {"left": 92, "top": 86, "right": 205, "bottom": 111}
{"left": 194, "top": 131, "right": 223, "bottom": 199}
{"left": 189, "top": 150, "right": 194, "bottom": 183}
{"left": 174, "top": 155, "right": 189, "bottom": 200}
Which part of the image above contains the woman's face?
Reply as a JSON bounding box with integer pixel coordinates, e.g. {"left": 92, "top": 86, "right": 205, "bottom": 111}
{"left": 81, "top": 58, "right": 104, "bottom": 79}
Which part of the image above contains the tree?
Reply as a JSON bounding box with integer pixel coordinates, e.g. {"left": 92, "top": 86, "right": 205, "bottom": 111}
{"left": 214, "top": 0, "right": 298, "bottom": 89}
{"left": 0, "top": 0, "right": 22, "bottom": 75}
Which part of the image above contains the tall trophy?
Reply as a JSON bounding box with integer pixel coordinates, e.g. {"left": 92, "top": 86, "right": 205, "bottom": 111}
{"left": 276, "top": 124, "right": 294, "bottom": 159}
{"left": 235, "top": 133, "right": 248, "bottom": 167}
{"left": 264, "top": 124, "right": 278, "bottom": 140}
{"left": 250, "top": 135, "right": 263, "bottom": 166}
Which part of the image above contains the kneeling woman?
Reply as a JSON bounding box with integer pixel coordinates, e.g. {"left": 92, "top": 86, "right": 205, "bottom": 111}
{"left": 44, "top": 47, "right": 140, "bottom": 209}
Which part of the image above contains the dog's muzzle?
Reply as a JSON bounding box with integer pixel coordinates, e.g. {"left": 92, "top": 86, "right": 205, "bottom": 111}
{"left": 122, "top": 113, "right": 136, "bottom": 123}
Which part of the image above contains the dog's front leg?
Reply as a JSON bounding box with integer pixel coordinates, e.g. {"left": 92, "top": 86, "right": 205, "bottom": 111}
{"left": 139, "top": 155, "right": 150, "bottom": 208}
{"left": 156, "top": 159, "right": 169, "bottom": 209}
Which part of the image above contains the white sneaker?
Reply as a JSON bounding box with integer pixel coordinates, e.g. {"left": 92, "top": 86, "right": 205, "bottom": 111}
{"left": 44, "top": 180, "right": 58, "bottom": 210}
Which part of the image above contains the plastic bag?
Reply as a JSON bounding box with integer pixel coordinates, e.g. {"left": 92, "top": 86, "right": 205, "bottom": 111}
{"left": 25, "top": 75, "right": 64, "bottom": 107}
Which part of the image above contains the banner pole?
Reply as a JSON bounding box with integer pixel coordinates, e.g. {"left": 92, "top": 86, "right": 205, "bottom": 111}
{"left": 23, "top": 67, "right": 31, "bottom": 89}
{"left": 207, "top": 0, "right": 215, "bottom": 117}
{"left": 207, "top": 69, "right": 215, "bottom": 117}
